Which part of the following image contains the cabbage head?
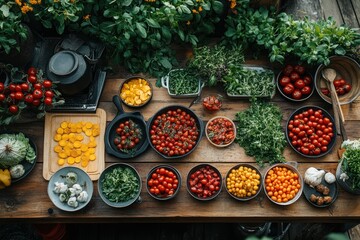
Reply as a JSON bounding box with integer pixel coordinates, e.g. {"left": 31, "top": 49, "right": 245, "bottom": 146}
{"left": 0, "top": 133, "right": 36, "bottom": 168}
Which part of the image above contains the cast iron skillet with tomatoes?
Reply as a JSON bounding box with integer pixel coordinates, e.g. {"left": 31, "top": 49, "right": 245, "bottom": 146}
{"left": 286, "top": 106, "right": 336, "bottom": 158}
{"left": 146, "top": 105, "right": 204, "bottom": 159}
{"left": 104, "top": 95, "right": 149, "bottom": 159}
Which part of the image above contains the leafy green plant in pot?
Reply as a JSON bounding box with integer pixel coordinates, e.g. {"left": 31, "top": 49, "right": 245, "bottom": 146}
{"left": 0, "top": 1, "right": 35, "bottom": 68}
{"left": 336, "top": 139, "right": 360, "bottom": 194}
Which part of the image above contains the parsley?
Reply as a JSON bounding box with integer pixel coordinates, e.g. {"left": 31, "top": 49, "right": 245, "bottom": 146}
{"left": 101, "top": 166, "right": 140, "bottom": 203}
{"left": 235, "top": 99, "right": 286, "bottom": 167}
{"left": 341, "top": 141, "right": 360, "bottom": 190}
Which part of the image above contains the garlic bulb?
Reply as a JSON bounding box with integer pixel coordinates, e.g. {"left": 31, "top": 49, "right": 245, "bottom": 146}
{"left": 304, "top": 167, "right": 325, "bottom": 188}
{"left": 324, "top": 172, "right": 336, "bottom": 184}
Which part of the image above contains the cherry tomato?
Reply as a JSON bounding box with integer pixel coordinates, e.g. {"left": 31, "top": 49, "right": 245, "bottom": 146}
{"left": 24, "top": 94, "right": 34, "bottom": 104}
{"left": 33, "top": 83, "right": 42, "bottom": 90}
{"left": 283, "top": 65, "right": 294, "bottom": 76}
{"left": 44, "top": 97, "right": 53, "bottom": 106}
{"left": 33, "top": 89, "right": 43, "bottom": 99}
{"left": 279, "top": 76, "right": 291, "bottom": 87}
{"left": 14, "top": 92, "right": 24, "bottom": 100}
{"left": 290, "top": 72, "right": 300, "bottom": 81}
{"left": 301, "top": 86, "right": 311, "bottom": 95}
{"left": 294, "top": 79, "right": 305, "bottom": 89}
{"left": 206, "top": 117, "right": 235, "bottom": 146}
{"left": 283, "top": 83, "right": 295, "bottom": 95}
{"left": 0, "top": 93, "right": 5, "bottom": 101}
{"left": 27, "top": 67, "right": 37, "bottom": 76}
{"left": 32, "top": 99, "right": 41, "bottom": 106}
{"left": 321, "top": 88, "right": 330, "bottom": 96}
{"left": 43, "top": 80, "right": 52, "bottom": 88}
{"left": 9, "top": 83, "right": 16, "bottom": 92}
{"left": 113, "top": 119, "right": 142, "bottom": 151}
{"left": 27, "top": 75, "right": 37, "bottom": 84}
{"left": 343, "top": 83, "right": 352, "bottom": 93}
{"left": 292, "top": 89, "right": 302, "bottom": 100}
{"left": 21, "top": 83, "right": 30, "bottom": 92}
{"left": 45, "top": 90, "right": 54, "bottom": 98}
{"left": 303, "top": 75, "right": 312, "bottom": 86}
{"left": 0, "top": 82, "right": 4, "bottom": 92}
{"left": 294, "top": 65, "right": 305, "bottom": 75}
{"left": 148, "top": 167, "right": 179, "bottom": 198}
{"left": 9, "top": 105, "right": 19, "bottom": 114}
{"left": 333, "top": 80, "right": 342, "bottom": 88}
{"left": 15, "top": 84, "right": 22, "bottom": 92}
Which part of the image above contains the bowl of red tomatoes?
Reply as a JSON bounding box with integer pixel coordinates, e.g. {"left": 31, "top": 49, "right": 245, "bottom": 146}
{"left": 314, "top": 55, "right": 360, "bottom": 105}
{"left": 147, "top": 105, "right": 204, "bottom": 159}
{"left": 277, "top": 64, "right": 314, "bottom": 101}
{"left": 146, "top": 165, "right": 181, "bottom": 201}
{"left": 205, "top": 116, "right": 236, "bottom": 148}
{"left": 186, "top": 164, "right": 222, "bottom": 201}
{"left": 202, "top": 95, "right": 222, "bottom": 112}
{"left": 286, "top": 106, "right": 336, "bottom": 158}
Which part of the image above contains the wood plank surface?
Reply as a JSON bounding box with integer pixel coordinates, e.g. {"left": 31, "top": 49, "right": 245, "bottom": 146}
{"left": 319, "top": 0, "right": 344, "bottom": 24}
{"left": 1, "top": 70, "right": 360, "bottom": 223}
{"left": 337, "top": 0, "right": 359, "bottom": 28}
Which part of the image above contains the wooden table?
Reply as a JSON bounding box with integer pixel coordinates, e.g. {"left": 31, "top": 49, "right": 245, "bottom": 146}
{"left": 1, "top": 66, "right": 359, "bottom": 224}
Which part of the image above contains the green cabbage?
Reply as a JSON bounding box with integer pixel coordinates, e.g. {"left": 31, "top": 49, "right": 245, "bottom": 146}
{"left": 0, "top": 133, "right": 36, "bottom": 168}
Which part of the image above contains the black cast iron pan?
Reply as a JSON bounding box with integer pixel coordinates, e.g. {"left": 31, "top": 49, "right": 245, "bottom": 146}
{"left": 105, "top": 95, "right": 149, "bottom": 159}
{"left": 146, "top": 105, "right": 204, "bottom": 159}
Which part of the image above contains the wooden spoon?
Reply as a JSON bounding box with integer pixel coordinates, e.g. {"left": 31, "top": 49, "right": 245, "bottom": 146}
{"left": 322, "top": 68, "right": 345, "bottom": 135}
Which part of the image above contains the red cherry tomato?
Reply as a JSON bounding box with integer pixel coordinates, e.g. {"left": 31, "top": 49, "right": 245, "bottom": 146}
{"left": 343, "top": 83, "right": 352, "bottom": 93}
{"left": 9, "top": 105, "right": 19, "bottom": 114}
{"left": 292, "top": 89, "right": 302, "bottom": 100}
{"left": 321, "top": 88, "right": 330, "bottom": 96}
{"left": 21, "top": 83, "right": 30, "bottom": 92}
{"left": 290, "top": 72, "right": 300, "bottom": 81}
{"left": 283, "top": 83, "right": 295, "bottom": 95}
{"left": 294, "top": 79, "right": 305, "bottom": 89}
{"left": 33, "top": 89, "right": 43, "bottom": 99}
{"left": 9, "top": 83, "right": 16, "bottom": 92}
{"left": 303, "top": 75, "right": 312, "bottom": 86}
{"left": 44, "top": 97, "right": 53, "bottom": 106}
{"left": 0, "top": 82, "right": 4, "bottom": 92}
{"left": 203, "top": 96, "right": 222, "bottom": 111}
{"left": 283, "top": 65, "right": 294, "bottom": 76}
{"left": 0, "top": 93, "right": 5, "bottom": 101}
{"left": 32, "top": 99, "right": 41, "bottom": 106}
{"left": 24, "top": 94, "right": 34, "bottom": 104}
{"left": 294, "top": 65, "right": 305, "bottom": 75}
{"left": 333, "top": 80, "right": 342, "bottom": 88}
{"left": 279, "top": 76, "right": 291, "bottom": 87}
{"left": 27, "top": 75, "right": 37, "bottom": 84}
{"left": 43, "top": 80, "right": 52, "bottom": 88}
{"left": 14, "top": 92, "right": 24, "bottom": 100}
{"left": 45, "top": 90, "right": 54, "bottom": 98}
{"left": 27, "top": 67, "right": 37, "bottom": 76}
{"left": 301, "top": 86, "right": 311, "bottom": 95}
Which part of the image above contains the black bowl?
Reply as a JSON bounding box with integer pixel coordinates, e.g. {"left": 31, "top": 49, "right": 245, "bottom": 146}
{"left": 224, "top": 164, "right": 262, "bottom": 201}
{"left": 276, "top": 70, "right": 314, "bottom": 102}
{"left": 146, "top": 105, "right": 204, "bottom": 159}
{"left": 186, "top": 164, "right": 222, "bottom": 201}
{"left": 98, "top": 163, "right": 142, "bottom": 208}
{"left": 105, "top": 95, "right": 149, "bottom": 159}
{"left": 119, "top": 76, "right": 153, "bottom": 108}
{"left": 146, "top": 165, "right": 182, "bottom": 201}
{"left": 286, "top": 106, "right": 337, "bottom": 158}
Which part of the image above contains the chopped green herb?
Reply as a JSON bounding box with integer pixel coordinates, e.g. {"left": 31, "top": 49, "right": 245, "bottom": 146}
{"left": 235, "top": 99, "right": 286, "bottom": 167}
{"left": 168, "top": 69, "right": 200, "bottom": 95}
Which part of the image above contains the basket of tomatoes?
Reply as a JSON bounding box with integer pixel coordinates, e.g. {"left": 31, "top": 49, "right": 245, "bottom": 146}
{"left": 277, "top": 64, "right": 314, "bottom": 101}
{"left": 147, "top": 105, "right": 204, "bottom": 159}
{"left": 286, "top": 106, "right": 336, "bottom": 158}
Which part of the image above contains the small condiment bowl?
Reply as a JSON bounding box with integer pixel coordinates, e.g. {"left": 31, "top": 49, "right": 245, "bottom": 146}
{"left": 119, "top": 76, "right": 153, "bottom": 108}
{"left": 186, "top": 164, "right": 222, "bottom": 201}
{"left": 146, "top": 165, "right": 181, "bottom": 201}
{"left": 205, "top": 116, "right": 236, "bottom": 148}
{"left": 224, "top": 164, "right": 262, "bottom": 201}
{"left": 263, "top": 162, "right": 303, "bottom": 206}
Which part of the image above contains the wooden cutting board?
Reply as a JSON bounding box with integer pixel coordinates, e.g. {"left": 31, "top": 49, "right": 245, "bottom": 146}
{"left": 43, "top": 108, "right": 106, "bottom": 181}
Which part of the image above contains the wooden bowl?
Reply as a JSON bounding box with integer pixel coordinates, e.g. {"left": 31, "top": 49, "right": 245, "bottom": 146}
{"left": 315, "top": 55, "right": 360, "bottom": 105}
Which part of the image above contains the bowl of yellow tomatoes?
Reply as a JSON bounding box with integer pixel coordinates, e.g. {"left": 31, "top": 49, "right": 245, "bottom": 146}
{"left": 119, "top": 77, "right": 153, "bottom": 108}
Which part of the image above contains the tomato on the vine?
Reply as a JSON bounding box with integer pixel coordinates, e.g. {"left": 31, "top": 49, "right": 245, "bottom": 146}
{"left": 9, "top": 83, "right": 16, "bottom": 92}
{"left": 43, "top": 80, "right": 52, "bottom": 88}
{"left": 14, "top": 92, "right": 24, "bottom": 100}
{"left": 33, "top": 89, "right": 43, "bottom": 99}
{"left": 21, "top": 83, "right": 30, "bottom": 92}
{"left": 32, "top": 99, "right": 41, "bottom": 106}
{"left": 24, "top": 94, "right": 34, "bottom": 104}
{"left": 9, "top": 105, "right": 19, "bottom": 114}
{"left": 45, "top": 90, "right": 54, "bottom": 98}
{"left": 113, "top": 119, "right": 142, "bottom": 152}
{"left": 27, "top": 75, "right": 37, "bottom": 84}
{"left": 44, "top": 97, "right": 53, "bottom": 106}
{"left": 0, "top": 82, "right": 4, "bottom": 92}
{"left": 27, "top": 67, "right": 37, "bottom": 76}
{"left": 279, "top": 76, "right": 291, "bottom": 87}
{"left": 0, "top": 93, "right": 5, "bottom": 102}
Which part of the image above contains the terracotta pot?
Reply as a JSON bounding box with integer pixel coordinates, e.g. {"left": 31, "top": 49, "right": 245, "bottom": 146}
{"left": 0, "top": 24, "right": 36, "bottom": 68}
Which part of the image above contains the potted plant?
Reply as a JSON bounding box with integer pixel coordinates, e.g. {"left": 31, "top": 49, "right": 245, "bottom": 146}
{"left": 336, "top": 139, "right": 360, "bottom": 194}
{"left": 0, "top": 1, "right": 35, "bottom": 68}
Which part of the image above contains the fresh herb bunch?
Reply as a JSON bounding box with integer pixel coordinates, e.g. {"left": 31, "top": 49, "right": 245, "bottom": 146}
{"left": 223, "top": 66, "right": 275, "bottom": 97}
{"left": 235, "top": 99, "right": 286, "bottom": 167}
{"left": 101, "top": 166, "right": 140, "bottom": 203}
{"left": 168, "top": 69, "right": 200, "bottom": 95}
{"left": 341, "top": 139, "right": 360, "bottom": 190}
{"left": 224, "top": 3, "right": 360, "bottom": 65}
{"left": 187, "top": 44, "right": 245, "bottom": 86}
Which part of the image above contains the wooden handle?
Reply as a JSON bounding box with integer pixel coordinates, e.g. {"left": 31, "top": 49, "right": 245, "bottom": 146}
{"left": 333, "top": 89, "right": 345, "bottom": 123}
{"left": 329, "top": 83, "right": 341, "bottom": 135}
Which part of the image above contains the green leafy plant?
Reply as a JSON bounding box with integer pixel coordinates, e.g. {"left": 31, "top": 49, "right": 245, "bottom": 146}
{"left": 80, "top": 0, "right": 224, "bottom": 77}
{"left": 224, "top": 2, "right": 360, "bottom": 65}
{"left": 187, "top": 44, "right": 245, "bottom": 86}
{"left": 0, "top": 1, "right": 28, "bottom": 54}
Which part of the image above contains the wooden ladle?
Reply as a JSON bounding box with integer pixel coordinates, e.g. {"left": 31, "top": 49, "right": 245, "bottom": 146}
{"left": 322, "top": 68, "right": 345, "bottom": 136}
